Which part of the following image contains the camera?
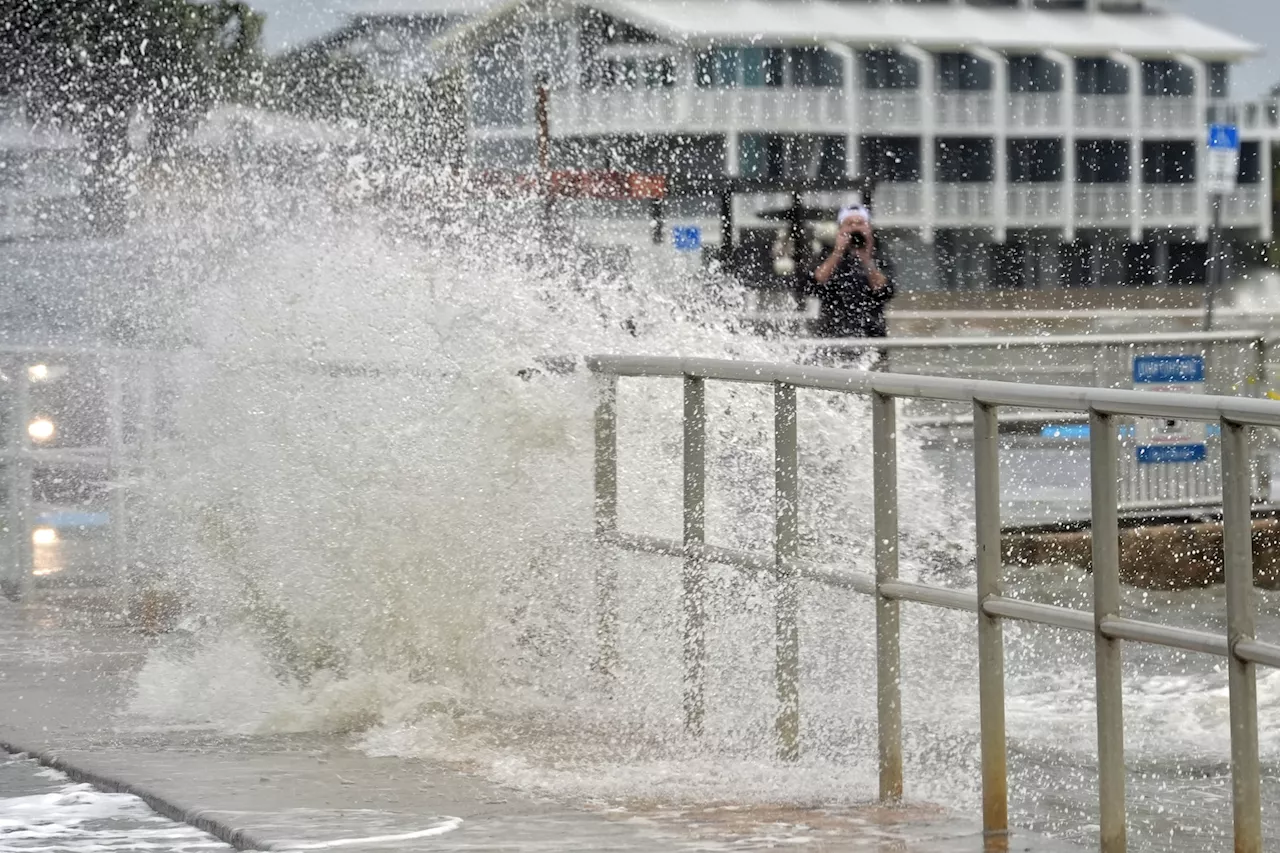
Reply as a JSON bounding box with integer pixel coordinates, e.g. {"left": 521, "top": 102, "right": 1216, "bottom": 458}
{"left": 850, "top": 231, "right": 866, "bottom": 249}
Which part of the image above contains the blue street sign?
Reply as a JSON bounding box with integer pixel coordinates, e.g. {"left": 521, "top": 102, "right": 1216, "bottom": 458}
{"left": 34, "top": 510, "right": 111, "bottom": 528}
{"left": 1133, "top": 354, "right": 1205, "bottom": 384}
{"left": 672, "top": 226, "right": 702, "bottom": 252}
{"left": 1137, "top": 445, "right": 1208, "bottom": 464}
{"left": 1208, "top": 123, "right": 1240, "bottom": 151}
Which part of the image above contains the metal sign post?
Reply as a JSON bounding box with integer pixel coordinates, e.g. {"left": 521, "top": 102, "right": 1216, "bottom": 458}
{"left": 1202, "top": 123, "right": 1240, "bottom": 331}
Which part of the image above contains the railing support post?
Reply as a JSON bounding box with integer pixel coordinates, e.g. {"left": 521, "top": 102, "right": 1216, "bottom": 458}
{"left": 593, "top": 374, "right": 620, "bottom": 682}
{"left": 4, "top": 359, "right": 33, "bottom": 601}
{"left": 683, "top": 376, "right": 707, "bottom": 737}
{"left": 872, "top": 391, "right": 903, "bottom": 801}
{"left": 1090, "top": 410, "right": 1126, "bottom": 853}
{"left": 774, "top": 382, "right": 801, "bottom": 762}
{"left": 973, "top": 401, "right": 1008, "bottom": 840}
{"left": 1222, "top": 417, "right": 1262, "bottom": 853}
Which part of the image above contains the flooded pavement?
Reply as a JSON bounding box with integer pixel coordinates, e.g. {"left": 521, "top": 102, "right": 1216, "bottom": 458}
{"left": 0, "top": 591, "right": 1083, "bottom": 852}
{"left": 0, "top": 755, "right": 233, "bottom": 852}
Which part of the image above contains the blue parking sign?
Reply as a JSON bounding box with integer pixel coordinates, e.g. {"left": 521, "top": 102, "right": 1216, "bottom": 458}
{"left": 672, "top": 226, "right": 701, "bottom": 252}
{"left": 1208, "top": 123, "right": 1239, "bottom": 151}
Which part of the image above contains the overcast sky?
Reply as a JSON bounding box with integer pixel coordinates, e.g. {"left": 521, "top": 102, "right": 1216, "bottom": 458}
{"left": 249, "top": 0, "right": 1278, "bottom": 97}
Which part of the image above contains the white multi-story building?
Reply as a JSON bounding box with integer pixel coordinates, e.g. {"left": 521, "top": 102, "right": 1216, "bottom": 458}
{"left": 271, "top": 0, "right": 1280, "bottom": 289}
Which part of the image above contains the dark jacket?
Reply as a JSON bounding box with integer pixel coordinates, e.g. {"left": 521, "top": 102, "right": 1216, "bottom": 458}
{"left": 811, "top": 246, "right": 896, "bottom": 338}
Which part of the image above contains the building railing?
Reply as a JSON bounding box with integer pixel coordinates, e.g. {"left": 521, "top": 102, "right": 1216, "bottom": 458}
{"left": 936, "top": 92, "right": 996, "bottom": 130}
{"left": 859, "top": 90, "right": 924, "bottom": 131}
{"left": 1009, "top": 92, "right": 1064, "bottom": 130}
{"left": 587, "top": 353, "right": 1280, "bottom": 851}
{"left": 1141, "top": 184, "right": 1199, "bottom": 220}
{"left": 859, "top": 182, "right": 1264, "bottom": 228}
{"left": 1006, "top": 183, "right": 1063, "bottom": 222}
{"left": 542, "top": 84, "right": 1265, "bottom": 139}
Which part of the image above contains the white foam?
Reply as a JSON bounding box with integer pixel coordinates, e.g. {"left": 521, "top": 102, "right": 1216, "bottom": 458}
{"left": 0, "top": 768, "right": 231, "bottom": 852}
{"left": 274, "top": 818, "right": 462, "bottom": 849}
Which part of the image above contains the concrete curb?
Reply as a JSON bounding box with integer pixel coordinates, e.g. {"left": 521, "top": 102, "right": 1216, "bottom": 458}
{"left": 1, "top": 738, "right": 278, "bottom": 851}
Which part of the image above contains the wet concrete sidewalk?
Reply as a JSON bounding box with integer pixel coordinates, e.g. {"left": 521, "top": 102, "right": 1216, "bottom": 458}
{"left": 0, "top": 589, "right": 1082, "bottom": 852}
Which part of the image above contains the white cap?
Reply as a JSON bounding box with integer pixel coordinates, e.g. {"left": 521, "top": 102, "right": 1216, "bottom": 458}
{"left": 837, "top": 204, "right": 871, "bottom": 224}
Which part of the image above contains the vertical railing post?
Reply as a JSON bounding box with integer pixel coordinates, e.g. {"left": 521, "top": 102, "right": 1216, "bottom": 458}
{"left": 872, "top": 391, "right": 903, "bottom": 801}
{"left": 682, "top": 376, "right": 707, "bottom": 737}
{"left": 593, "top": 373, "right": 620, "bottom": 682}
{"left": 1090, "top": 410, "right": 1126, "bottom": 853}
{"left": 773, "top": 381, "right": 801, "bottom": 762}
{"left": 106, "top": 360, "right": 129, "bottom": 589}
{"left": 4, "top": 359, "right": 33, "bottom": 601}
{"left": 1222, "top": 417, "right": 1262, "bottom": 853}
{"left": 973, "top": 401, "right": 1008, "bottom": 840}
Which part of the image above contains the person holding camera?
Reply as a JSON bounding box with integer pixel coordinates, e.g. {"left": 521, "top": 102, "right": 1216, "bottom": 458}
{"left": 812, "top": 205, "right": 895, "bottom": 347}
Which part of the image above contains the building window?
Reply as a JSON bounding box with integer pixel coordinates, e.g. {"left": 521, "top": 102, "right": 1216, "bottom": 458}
{"left": 696, "top": 47, "right": 741, "bottom": 87}
{"left": 1209, "top": 62, "right": 1230, "bottom": 98}
{"left": 470, "top": 33, "right": 527, "bottom": 128}
{"left": 1008, "top": 55, "right": 1062, "bottom": 93}
{"left": 937, "top": 53, "right": 992, "bottom": 92}
{"left": 741, "top": 135, "right": 846, "bottom": 181}
{"left": 742, "top": 47, "right": 784, "bottom": 87}
{"left": 1142, "top": 60, "right": 1194, "bottom": 97}
{"left": 936, "top": 137, "right": 994, "bottom": 182}
{"left": 1075, "top": 58, "right": 1129, "bottom": 95}
{"left": 861, "top": 50, "right": 919, "bottom": 90}
{"left": 1008, "top": 138, "right": 1063, "bottom": 182}
{"left": 585, "top": 55, "right": 676, "bottom": 89}
{"left": 859, "top": 136, "right": 922, "bottom": 182}
{"left": 1238, "top": 141, "right": 1261, "bottom": 183}
{"left": 788, "top": 47, "right": 843, "bottom": 87}
{"left": 1077, "top": 139, "right": 1131, "bottom": 183}
{"left": 1142, "top": 141, "right": 1196, "bottom": 183}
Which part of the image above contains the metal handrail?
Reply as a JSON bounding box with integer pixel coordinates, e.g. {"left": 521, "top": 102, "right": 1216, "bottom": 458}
{"left": 586, "top": 354, "right": 1276, "bottom": 853}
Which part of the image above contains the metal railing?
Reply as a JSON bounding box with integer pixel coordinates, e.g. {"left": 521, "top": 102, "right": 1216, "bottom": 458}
{"left": 587, "top": 354, "right": 1280, "bottom": 852}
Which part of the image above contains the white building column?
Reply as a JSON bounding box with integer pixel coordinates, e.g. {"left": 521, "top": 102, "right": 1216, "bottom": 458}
{"left": 1110, "top": 50, "right": 1143, "bottom": 243}
{"left": 825, "top": 42, "right": 861, "bottom": 180}
{"left": 1177, "top": 53, "right": 1210, "bottom": 243}
{"left": 1043, "top": 49, "right": 1077, "bottom": 242}
{"left": 899, "top": 44, "right": 936, "bottom": 244}
{"left": 1263, "top": 137, "right": 1274, "bottom": 242}
{"left": 972, "top": 46, "right": 1009, "bottom": 243}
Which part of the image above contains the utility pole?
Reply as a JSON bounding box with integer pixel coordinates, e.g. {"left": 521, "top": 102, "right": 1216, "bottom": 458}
{"left": 1202, "top": 121, "right": 1239, "bottom": 332}
{"left": 1202, "top": 191, "right": 1223, "bottom": 332}
{"left": 535, "top": 74, "right": 555, "bottom": 229}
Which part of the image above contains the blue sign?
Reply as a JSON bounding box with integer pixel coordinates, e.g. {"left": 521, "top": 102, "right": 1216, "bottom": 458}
{"left": 1208, "top": 123, "right": 1240, "bottom": 151}
{"left": 672, "top": 226, "right": 702, "bottom": 252}
{"left": 1137, "top": 445, "right": 1208, "bottom": 465}
{"left": 1133, "top": 354, "right": 1205, "bottom": 384}
{"left": 34, "top": 510, "right": 110, "bottom": 529}
{"left": 1041, "top": 424, "right": 1091, "bottom": 440}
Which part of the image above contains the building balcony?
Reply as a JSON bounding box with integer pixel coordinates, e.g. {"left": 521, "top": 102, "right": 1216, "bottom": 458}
{"left": 935, "top": 93, "right": 995, "bottom": 131}
{"left": 1009, "top": 94, "right": 1064, "bottom": 131}
{"left": 869, "top": 182, "right": 1265, "bottom": 230}
{"left": 1140, "top": 184, "right": 1199, "bottom": 221}
{"left": 1141, "top": 97, "right": 1198, "bottom": 133}
{"left": 544, "top": 86, "right": 1252, "bottom": 139}
{"left": 550, "top": 86, "right": 849, "bottom": 136}
{"left": 1007, "top": 184, "right": 1064, "bottom": 224}
{"left": 1074, "top": 96, "right": 1130, "bottom": 132}
{"left": 859, "top": 91, "right": 923, "bottom": 133}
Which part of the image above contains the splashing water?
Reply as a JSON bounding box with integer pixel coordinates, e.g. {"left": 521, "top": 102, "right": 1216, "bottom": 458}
{"left": 117, "top": 153, "right": 976, "bottom": 812}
